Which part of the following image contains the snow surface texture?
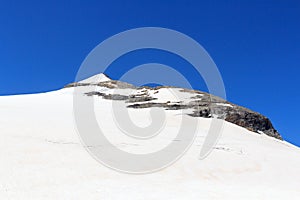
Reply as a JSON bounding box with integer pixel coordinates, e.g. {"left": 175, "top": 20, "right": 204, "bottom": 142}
{"left": 1, "top": 73, "right": 300, "bottom": 199}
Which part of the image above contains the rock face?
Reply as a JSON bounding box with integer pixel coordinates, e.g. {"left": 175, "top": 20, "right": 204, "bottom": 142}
{"left": 224, "top": 107, "right": 282, "bottom": 140}
{"left": 66, "top": 74, "right": 283, "bottom": 140}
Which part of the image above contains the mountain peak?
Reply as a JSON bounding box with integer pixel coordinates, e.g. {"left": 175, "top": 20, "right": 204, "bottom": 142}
{"left": 78, "top": 73, "right": 111, "bottom": 84}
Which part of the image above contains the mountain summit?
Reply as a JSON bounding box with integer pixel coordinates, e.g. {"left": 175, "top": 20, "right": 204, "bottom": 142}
{"left": 66, "top": 73, "right": 282, "bottom": 140}
{"left": 78, "top": 73, "right": 111, "bottom": 84}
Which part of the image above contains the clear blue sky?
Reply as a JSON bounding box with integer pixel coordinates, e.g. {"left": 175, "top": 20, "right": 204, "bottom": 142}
{"left": 1, "top": 0, "right": 299, "bottom": 146}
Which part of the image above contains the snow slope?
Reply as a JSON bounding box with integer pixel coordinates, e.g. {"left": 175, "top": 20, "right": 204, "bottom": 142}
{"left": 0, "top": 83, "right": 300, "bottom": 199}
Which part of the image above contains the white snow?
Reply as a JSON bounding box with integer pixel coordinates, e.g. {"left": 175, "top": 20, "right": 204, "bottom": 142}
{"left": 216, "top": 103, "right": 234, "bottom": 108}
{"left": 0, "top": 87, "right": 300, "bottom": 200}
{"left": 148, "top": 88, "right": 198, "bottom": 104}
{"left": 79, "top": 73, "right": 111, "bottom": 84}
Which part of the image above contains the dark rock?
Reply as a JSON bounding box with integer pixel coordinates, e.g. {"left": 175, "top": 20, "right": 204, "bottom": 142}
{"left": 85, "top": 92, "right": 129, "bottom": 101}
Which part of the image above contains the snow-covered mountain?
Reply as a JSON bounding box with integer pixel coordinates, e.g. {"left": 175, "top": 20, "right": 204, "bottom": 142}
{"left": 1, "top": 73, "right": 300, "bottom": 199}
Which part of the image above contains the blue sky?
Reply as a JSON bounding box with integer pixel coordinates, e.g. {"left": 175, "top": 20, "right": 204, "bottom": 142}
{"left": 0, "top": 0, "right": 299, "bottom": 146}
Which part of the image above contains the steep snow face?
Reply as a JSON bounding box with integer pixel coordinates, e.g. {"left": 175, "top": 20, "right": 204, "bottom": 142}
{"left": 0, "top": 85, "right": 300, "bottom": 199}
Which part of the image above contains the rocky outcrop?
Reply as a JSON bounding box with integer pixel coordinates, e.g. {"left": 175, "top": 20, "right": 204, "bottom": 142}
{"left": 67, "top": 77, "right": 283, "bottom": 140}
{"left": 224, "top": 107, "right": 282, "bottom": 140}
